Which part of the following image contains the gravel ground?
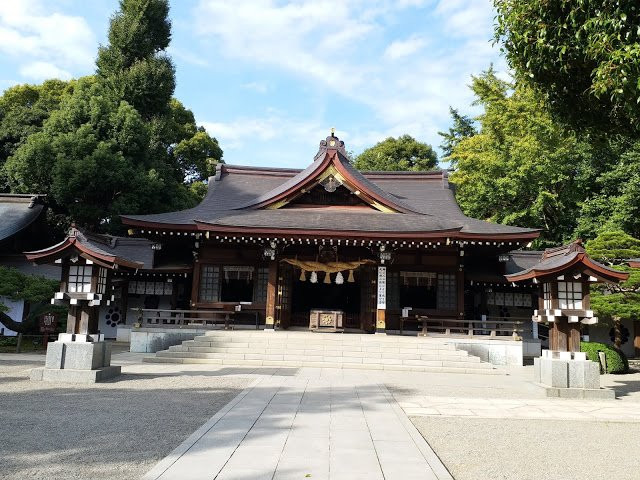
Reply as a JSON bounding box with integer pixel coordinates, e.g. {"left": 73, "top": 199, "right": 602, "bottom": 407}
{"left": 0, "top": 359, "right": 250, "bottom": 480}
{"left": 412, "top": 416, "right": 640, "bottom": 480}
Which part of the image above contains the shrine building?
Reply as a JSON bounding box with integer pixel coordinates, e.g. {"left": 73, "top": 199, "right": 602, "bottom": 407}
{"left": 25, "top": 133, "right": 631, "bottom": 367}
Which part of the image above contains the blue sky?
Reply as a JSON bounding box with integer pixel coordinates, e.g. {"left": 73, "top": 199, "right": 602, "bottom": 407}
{"left": 0, "top": 0, "right": 506, "bottom": 168}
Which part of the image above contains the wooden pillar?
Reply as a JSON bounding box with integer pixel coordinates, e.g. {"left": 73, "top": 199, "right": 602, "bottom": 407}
{"left": 76, "top": 305, "right": 99, "bottom": 335}
{"left": 376, "top": 265, "right": 386, "bottom": 334}
{"left": 550, "top": 317, "right": 569, "bottom": 352}
{"left": 265, "top": 261, "right": 277, "bottom": 330}
{"left": 456, "top": 267, "right": 465, "bottom": 320}
{"left": 634, "top": 321, "right": 640, "bottom": 357}
{"left": 67, "top": 305, "right": 78, "bottom": 334}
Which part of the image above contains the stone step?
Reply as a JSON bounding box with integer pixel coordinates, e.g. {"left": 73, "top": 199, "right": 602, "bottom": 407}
{"left": 174, "top": 343, "right": 473, "bottom": 358}
{"left": 166, "top": 345, "right": 479, "bottom": 362}
{"left": 142, "top": 356, "right": 502, "bottom": 374}
{"left": 189, "top": 337, "right": 460, "bottom": 351}
{"left": 154, "top": 351, "right": 491, "bottom": 369}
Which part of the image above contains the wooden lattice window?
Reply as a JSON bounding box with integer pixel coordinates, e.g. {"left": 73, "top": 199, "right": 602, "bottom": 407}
{"left": 558, "top": 281, "right": 582, "bottom": 309}
{"left": 436, "top": 273, "right": 456, "bottom": 310}
{"left": 199, "top": 265, "right": 220, "bottom": 302}
{"left": 68, "top": 265, "right": 93, "bottom": 293}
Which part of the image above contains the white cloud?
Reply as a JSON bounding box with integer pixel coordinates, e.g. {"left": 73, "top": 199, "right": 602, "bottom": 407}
{"left": 384, "top": 35, "right": 428, "bottom": 60}
{"left": 0, "top": 0, "right": 96, "bottom": 81}
{"left": 193, "top": 0, "right": 501, "bottom": 160}
{"left": 19, "top": 61, "right": 72, "bottom": 81}
{"left": 241, "top": 81, "right": 269, "bottom": 93}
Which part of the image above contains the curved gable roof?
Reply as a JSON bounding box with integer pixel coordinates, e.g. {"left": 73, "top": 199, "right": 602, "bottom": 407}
{"left": 506, "top": 240, "right": 629, "bottom": 283}
{"left": 237, "top": 135, "right": 418, "bottom": 213}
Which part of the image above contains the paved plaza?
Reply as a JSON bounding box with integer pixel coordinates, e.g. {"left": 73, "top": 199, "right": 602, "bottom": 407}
{"left": 2, "top": 348, "right": 640, "bottom": 480}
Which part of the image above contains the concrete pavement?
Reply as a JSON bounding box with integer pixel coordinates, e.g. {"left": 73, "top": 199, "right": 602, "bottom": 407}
{"left": 143, "top": 374, "right": 453, "bottom": 480}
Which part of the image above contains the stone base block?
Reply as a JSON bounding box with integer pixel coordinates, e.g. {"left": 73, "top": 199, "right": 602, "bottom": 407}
{"left": 45, "top": 340, "right": 112, "bottom": 370}
{"left": 30, "top": 366, "right": 121, "bottom": 384}
{"left": 536, "top": 355, "right": 601, "bottom": 389}
{"left": 544, "top": 386, "right": 616, "bottom": 400}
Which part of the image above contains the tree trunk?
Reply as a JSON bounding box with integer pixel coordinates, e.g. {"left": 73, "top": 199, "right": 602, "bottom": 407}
{"left": 0, "top": 310, "right": 35, "bottom": 334}
{"left": 613, "top": 316, "right": 623, "bottom": 349}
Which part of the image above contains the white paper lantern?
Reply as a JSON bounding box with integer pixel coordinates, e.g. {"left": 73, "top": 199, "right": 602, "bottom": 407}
{"left": 335, "top": 272, "right": 344, "bottom": 285}
{"left": 310, "top": 271, "right": 318, "bottom": 284}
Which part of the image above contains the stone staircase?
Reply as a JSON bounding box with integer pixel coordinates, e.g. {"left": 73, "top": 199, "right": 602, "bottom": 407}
{"left": 143, "top": 331, "right": 503, "bottom": 374}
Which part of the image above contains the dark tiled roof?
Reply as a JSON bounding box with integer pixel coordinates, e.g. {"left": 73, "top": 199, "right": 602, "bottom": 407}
{"left": 504, "top": 250, "right": 543, "bottom": 275}
{"left": 121, "top": 136, "right": 539, "bottom": 238}
{"left": 506, "top": 240, "right": 628, "bottom": 282}
{"left": 25, "top": 228, "right": 156, "bottom": 269}
{"left": 0, "top": 194, "right": 45, "bottom": 242}
{"left": 77, "top": 231, "right": 155, "bottom": 268}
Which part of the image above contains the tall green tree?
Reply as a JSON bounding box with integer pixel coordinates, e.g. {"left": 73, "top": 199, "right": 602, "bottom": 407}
{"left": 585, "top": 230, "right": 640, "bottom": 359}
{"left": 97, "top": 0, "right": 174, "bottom": 119}
{"left": 354, "top": 135, "right": 437, "bottom": 171}
{"left": 494, "top": 0, "right": 640, "bottom": 133}
{"left": 448, "top": 70, "right": 594, "bottom": 245}
{"left": 2, "top": 0, "right": 223, "bottom": 233}
{"left": 438, "top": 107, "right": 476, "bottom": 159}
{"left": 97, "top": 0, "right": 222, "bottom": 185}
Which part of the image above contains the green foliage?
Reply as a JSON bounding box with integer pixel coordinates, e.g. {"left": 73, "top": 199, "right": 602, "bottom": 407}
{"left": 448, "top": 69, "right": 593, "bottom": 244}
{"left": 354, "top": 135, "right": 437, "bottom": 171}
{"left": 438, "top": 107, "right": 477, "bottom": 159}
{"left": 97, "top": 0, "right": 174, "bottom": 119}
{"left": 581, "top": 341, "right": 628, "bottom": 374}
{"left": 0, "top": 266, "right": 60, "bottom": 305}
{"left": 0, "top": 0, "right": 222, "bottom": 233}
{"left": 0, "top": 80, "right": 72, "bottom": 189}
{"left": 173, "top": 129, "right": 223, "bottom": 181}
{"left": 585, "top": 230, "right": 640, "bottom": 264}
{"left": 575, "top": 142, "right": 640, "bottom": 239}
{"left": 585, "top": 230, "right": 640, "bottom": 349}
{"left": 494, "top": 0, "right": 640, "bottom": 133}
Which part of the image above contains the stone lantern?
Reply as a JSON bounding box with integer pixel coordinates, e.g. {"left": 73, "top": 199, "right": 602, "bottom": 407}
{"left": 507, "top": 240, "right": 628, "bottom": 398}
{"left": 25, "top": 228, "right": 150, "bottom": 383}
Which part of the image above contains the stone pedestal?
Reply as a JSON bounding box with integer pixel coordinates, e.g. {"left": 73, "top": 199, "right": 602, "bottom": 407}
{"left": 31, "top": 333, "right": 121, "bottom": 384}
{"left": 534, "top": 350, "right": 614, "bottom": 399}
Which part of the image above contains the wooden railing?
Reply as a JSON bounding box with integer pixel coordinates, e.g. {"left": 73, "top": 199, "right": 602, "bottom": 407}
{"left": 400, "top": 315, "right": 529, "bottom": 339}
{"left": 133, "top": 308, "right": 261, "bottom": 330}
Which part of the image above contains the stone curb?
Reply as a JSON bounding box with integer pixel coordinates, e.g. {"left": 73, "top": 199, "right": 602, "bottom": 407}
{"left": 380, "top": 384, "right": 454, "bottom": 480}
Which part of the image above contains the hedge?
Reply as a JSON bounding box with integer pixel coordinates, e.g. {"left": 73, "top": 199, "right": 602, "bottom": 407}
{"left": 580, "top": 341, "right": 629, "bottom": 374}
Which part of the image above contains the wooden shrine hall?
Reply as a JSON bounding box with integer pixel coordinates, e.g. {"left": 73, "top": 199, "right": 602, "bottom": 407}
{"left": 118, "top": 132, "right": 543, "bottom": 335}
{"left": 25, "top": 132, "right": 631, "bottom": 370}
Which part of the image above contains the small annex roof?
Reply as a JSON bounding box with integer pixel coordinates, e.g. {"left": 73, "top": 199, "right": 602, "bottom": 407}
{"left": 628, "top": 258, "right": 640, "bottom": 268}
{"left": 0, "top": 194, "right": 45, "bottom": 242}
{"left": 24, "top": 227, "right": 154, "bottom": 270}
{"left": 121, "top": 133, "right": 540, "bottom": 242}
{"left": 505, "top": 240, "right": 629, "bottom": 283}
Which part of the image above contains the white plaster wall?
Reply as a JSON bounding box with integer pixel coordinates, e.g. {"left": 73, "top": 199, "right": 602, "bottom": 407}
{"left": 0, "top": 296, "right": 24, "bottom": 336}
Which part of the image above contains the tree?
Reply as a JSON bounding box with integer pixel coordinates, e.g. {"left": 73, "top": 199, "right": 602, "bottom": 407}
{"left": 354, "top": 135, "right": 437, "bottom": 171}
{"left": 0, "top": 80, "right": 71, "bottom": 189}
{"left": 575, "top": 141, "right": 640, "bottom": 239}
{"left": 2, "top": 0, "right": 223, "bottom": 232}
{"left": 3, "top": 77, "right": 165, "bottom": 231}
{"left": 0, "top": 267, "right": 63, "bottom": 334}
{"left": 494, "top": 0, "right": 640, "bottom": 133}
{"left": 585, "top": 230, "right": 640, "bottom": 359}
{"left": 448, "top": 70, "right": 594, "bottom": 245}
{"left": 97, "top": 0, "right": 222, "bottom": 185}
{"left": 438, "top": 107, "right": 477, "bottom": 159}
{"left": 97, "top": 0, "right": 174, "bottom": 119}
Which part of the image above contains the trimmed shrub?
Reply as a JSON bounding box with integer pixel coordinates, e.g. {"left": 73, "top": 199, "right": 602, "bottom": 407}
{"left": 581, "top": 341, "right": 629, "bottom": 374}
